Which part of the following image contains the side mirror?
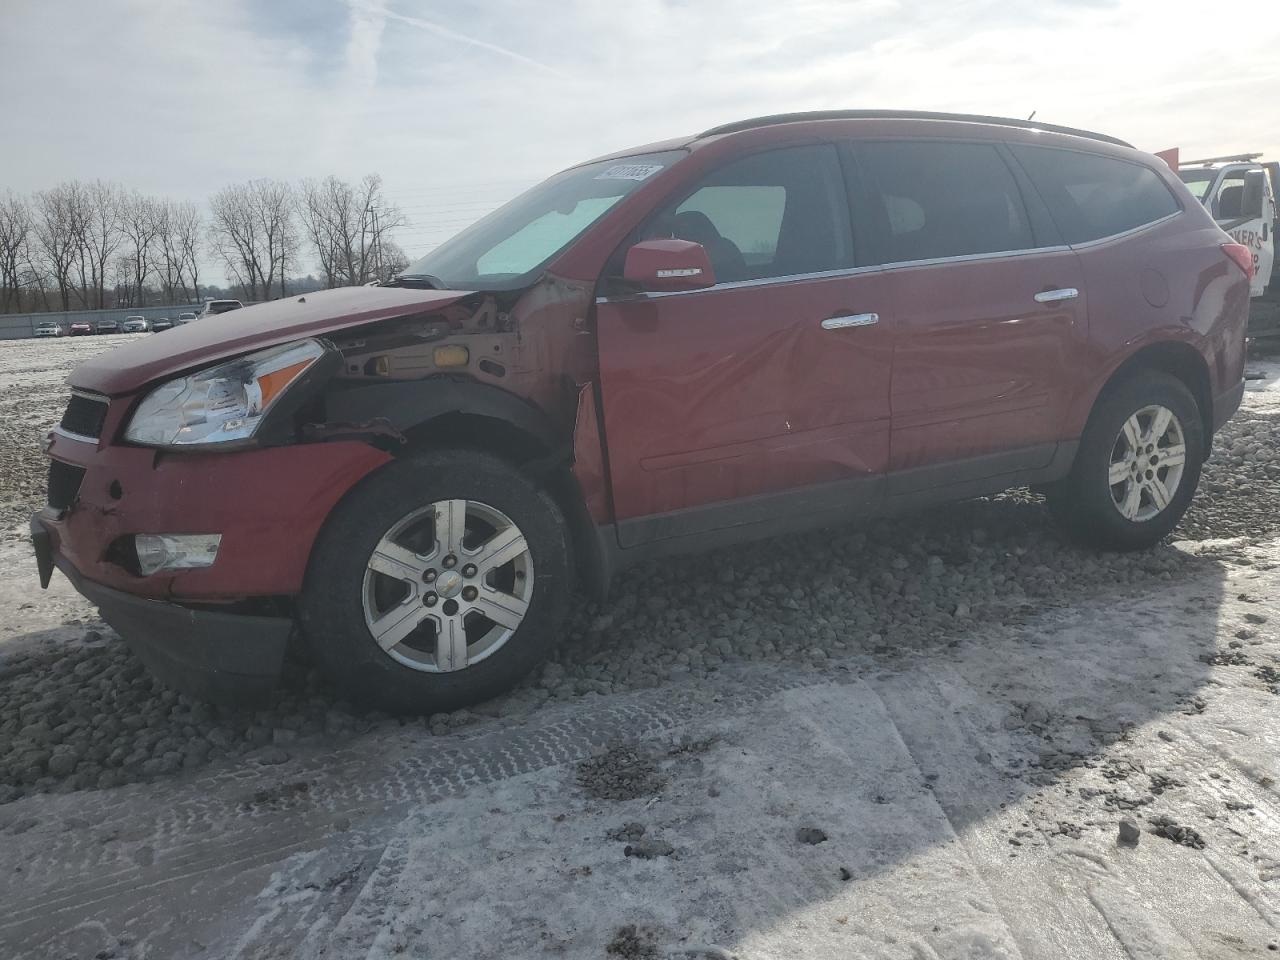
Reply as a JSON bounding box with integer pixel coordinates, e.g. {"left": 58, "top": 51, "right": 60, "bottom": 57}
{"left": 623, "top": 239, "right": 716, "bottom": 292}
{"left": 1242, "top": 170, "right": 1267, "bottom": 220}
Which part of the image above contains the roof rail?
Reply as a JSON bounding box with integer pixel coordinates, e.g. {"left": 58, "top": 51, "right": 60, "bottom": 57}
{"left": 1180, "top": 153, "right": 1263, "bottom": 165}
{"left": 697, "top": 110, "right": 1132, "bottom": 148}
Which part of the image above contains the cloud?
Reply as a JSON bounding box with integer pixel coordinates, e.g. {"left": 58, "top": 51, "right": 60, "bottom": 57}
{"left": 1, "top": 0, "right": 1277, "bottom": 277}
{"left": 357, "top": 0, "right": 567, "bottom": 78}
{"left": 342, "top": 0, "right": 387, "bottom": 93}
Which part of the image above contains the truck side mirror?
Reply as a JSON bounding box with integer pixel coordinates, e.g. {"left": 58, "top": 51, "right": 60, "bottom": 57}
{"left": 1242, "top": 170, "right": 1267, "bottom": 220}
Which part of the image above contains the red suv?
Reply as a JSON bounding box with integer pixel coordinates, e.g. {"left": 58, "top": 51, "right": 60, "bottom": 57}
{"left": 32, "top": 111, "right": 1252, "bottom": 712}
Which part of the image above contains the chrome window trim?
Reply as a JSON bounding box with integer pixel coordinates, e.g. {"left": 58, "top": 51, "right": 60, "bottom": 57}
{"left": 872, "top": 244, "right": 1071, "bottom": 273}
{"left": 70, "top": 387, "right": 110, "bottom": 402}
{"left": 595, "top": 244, "right": 1071, "bottom": 303}
{"left": 1063, "top": 209, "right": 1183, "bottom": 250}
{"left": 596, "top": 264, "right": 880, "bottom": 302}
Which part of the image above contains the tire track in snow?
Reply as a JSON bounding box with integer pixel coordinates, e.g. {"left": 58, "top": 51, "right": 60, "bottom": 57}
{"left": 0, "top": 669, "right": 819, "bottom": 954}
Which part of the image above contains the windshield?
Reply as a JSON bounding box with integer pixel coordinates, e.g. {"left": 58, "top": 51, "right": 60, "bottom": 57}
{"left": 400, "top": 151, "right": 685, "bottom": 291}
{"left": 1177, "top": 169, "right": 1216, "bottom": 203}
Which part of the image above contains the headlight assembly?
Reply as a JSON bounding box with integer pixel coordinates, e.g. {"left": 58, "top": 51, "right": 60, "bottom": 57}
{"left": 124, "top": 339, "right": 326, "bottom": 447}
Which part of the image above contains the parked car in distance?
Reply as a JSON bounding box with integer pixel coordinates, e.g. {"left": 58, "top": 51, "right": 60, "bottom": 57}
{"left": 150, "top": 317, "right": 174, "bottom": 332}
{"left": 94, "top": 318, "right": 121, "bottom": 335}
{"left": 68, "top": 321, "right": 93, "bottom": 336}
{"left": 175, "top": 312, "right": 198, "bottom": 325}
{"left": 33, "top": 321, "right": 64, "bottom": 338}
{"left": 33, "top": 110, "right": 1252, "bottom": 716}
{"left": 196, "top": 299, "right": 243, "bottom": 319}
{"left": 122, "top": 316, "right": 150, "bottom": 333}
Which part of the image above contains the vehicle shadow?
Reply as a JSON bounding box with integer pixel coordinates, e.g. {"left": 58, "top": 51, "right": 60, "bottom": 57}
{"left": 360, "top": 502, "right": 1238, "bottom": 958}
{"left": 0, "top": 495, "right": 1243, "bottom": 957}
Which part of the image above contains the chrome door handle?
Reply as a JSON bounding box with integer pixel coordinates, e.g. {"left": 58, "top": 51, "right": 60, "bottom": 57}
{"left": 821, "top": 312, "right": 879, "bottom": 330}
{"left": 1034, "top": 287, "right": 1078, "bottom": 303}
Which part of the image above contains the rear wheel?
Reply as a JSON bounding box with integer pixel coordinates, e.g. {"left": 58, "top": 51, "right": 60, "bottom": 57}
{"left": 300, "top": 449, "right": 572, "bottom": 713}
{"left": 1047, "top": 371, "right": 1203, "bottom": 550}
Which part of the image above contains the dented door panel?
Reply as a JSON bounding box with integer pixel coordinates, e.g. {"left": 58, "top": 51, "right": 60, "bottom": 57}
{"left": 594, "top": 271, "right": 893, "bottom": 542}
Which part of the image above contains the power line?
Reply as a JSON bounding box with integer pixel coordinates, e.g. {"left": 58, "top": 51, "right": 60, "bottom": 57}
{"left": 384, "top": 178, "right": 535, "bottom": 194}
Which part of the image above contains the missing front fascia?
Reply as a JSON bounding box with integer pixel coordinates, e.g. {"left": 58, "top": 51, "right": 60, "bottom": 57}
{"left": 337, "top": 299, "right": 518, "bottom": 382}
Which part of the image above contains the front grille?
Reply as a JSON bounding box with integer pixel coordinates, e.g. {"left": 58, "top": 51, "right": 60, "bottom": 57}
{"left": 59, "top": 392, "right": 109, "bottom": 440}
{"left": 48, "top": 460, "right": 86, "bottom": 511}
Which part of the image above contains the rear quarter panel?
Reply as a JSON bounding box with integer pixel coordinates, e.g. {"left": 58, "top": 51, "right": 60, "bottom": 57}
{"left": 1063, "top": 213, "right": 1250, "bottom": 437}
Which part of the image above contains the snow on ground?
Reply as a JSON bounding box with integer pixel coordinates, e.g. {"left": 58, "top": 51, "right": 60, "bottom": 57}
{"left": 4, "top": 538, "right": 1279, "bottom": 959}
{"left": 1245, "top": 359, "right": 1280, "bottom": 412}
{"left": 0, "top": 337, "right": 1279, "bottom": 958}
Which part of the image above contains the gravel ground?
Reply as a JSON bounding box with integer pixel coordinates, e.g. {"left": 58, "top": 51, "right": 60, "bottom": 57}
{"left": 0, "top": 334, "right": 148, "bottom": 537}
{"left": 1, "top": 335, "right": 1278, "bottom": 806}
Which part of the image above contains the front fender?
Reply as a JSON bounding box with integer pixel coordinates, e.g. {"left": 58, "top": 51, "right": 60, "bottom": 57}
{"left": 321, "top": 377, "right": 563, "bottom": 451}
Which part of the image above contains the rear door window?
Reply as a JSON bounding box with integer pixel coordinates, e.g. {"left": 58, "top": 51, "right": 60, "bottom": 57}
{"left": 1010, "top": 145, "right": 1180, "bottom": 243}
{"left": 640, "top": 144, "right": 852, "bottom": 282}
{"left": 854, "top": 140, "right": 1038, "bottom": 264}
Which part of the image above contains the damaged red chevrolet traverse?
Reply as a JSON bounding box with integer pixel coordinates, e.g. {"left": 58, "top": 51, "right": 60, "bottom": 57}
{"left": 34, "top": 111, "right": 1251, "bottom": 712}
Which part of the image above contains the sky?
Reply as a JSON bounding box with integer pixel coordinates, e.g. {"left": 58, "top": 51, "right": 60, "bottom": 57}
{"left": 3, "top": 0, "right": 1279, "bottom": 281}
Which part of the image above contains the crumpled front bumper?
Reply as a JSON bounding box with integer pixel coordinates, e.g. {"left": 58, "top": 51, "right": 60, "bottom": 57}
{"left": 33, "top": 431, "right": 392, "bottom": 703}
{"left": 33, "top": 517, "right": 292, "bottom": 704}
{"left": 40, "top": 430, "right": 391, "bottom": 600}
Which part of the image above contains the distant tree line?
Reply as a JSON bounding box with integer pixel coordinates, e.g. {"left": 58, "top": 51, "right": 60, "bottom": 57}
{"left": 0, "top": 174, "right": 409, "bottom": 313}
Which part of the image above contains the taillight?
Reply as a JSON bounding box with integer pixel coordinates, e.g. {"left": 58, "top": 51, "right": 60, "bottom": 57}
{"left": 1222, "top": 242, "right": 1255, "bottom": 280}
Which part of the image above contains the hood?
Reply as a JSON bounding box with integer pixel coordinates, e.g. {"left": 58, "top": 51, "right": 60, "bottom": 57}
{"left": 70, "top": 286, "right": 474, "bottom": 396}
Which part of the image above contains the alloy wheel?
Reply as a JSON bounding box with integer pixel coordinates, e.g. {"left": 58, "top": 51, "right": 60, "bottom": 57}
{"left": 360, "top": 499, "right": 534, "bottom": 673}
{"left": 1107, "top": 404, "right": 1187, "bottom": 523}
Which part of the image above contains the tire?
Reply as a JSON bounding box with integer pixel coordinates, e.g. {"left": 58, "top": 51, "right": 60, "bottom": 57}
{"left": 1047, "top": 370, "right": 1203, "bottom": 551}
{"left": 300, "top": 449, "right": 572, "bottom": 714}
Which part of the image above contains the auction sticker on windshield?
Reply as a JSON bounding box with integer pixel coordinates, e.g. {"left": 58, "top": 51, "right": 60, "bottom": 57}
{"left": 594, "top": 163, "right": 664, "bottom": 181}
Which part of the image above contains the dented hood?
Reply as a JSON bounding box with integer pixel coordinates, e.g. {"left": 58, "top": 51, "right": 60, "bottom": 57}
{"left": 69, "top": 286, "right": 474, "bottom": 396}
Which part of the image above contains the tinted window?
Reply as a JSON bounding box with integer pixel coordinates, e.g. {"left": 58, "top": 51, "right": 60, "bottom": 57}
{"left": 1213, "top": 172, "right": 1247, "bottom": 219}
{"left": 1011, "top": 145, "right": 1180, "bottom": 244}
{"left": 856, "top": 141, "right": 1036, "bottom": 263}
{"left": 677, "top": 186, "right": 787, "bottom": 265}
{"left": 641, "top": 145, "right": 851, "bottom": 282}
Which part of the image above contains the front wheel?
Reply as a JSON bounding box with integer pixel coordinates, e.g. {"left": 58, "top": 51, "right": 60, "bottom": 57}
{"left": 300, "top": 449, "right": 572, "bottom": 714}
{"left": 1047, "top": 371, "right": 1203, "bottom": 551}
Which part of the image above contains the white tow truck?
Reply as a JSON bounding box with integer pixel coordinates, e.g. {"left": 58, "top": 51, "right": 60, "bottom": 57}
{"left": 1161, "top": 150, "right": 1279, "bottom": 340}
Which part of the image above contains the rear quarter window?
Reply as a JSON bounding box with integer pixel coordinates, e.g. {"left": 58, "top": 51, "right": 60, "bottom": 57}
{"left": 1010, "top": 145, "right": 1180, "bottom": 244}
{"left": 854, "top": 140, "right": 1038, "bottom": 264}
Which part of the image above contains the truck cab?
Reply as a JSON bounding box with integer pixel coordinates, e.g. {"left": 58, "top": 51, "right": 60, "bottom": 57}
{"left": 1176, "top": 154, "right": 1277, "bottom": 298}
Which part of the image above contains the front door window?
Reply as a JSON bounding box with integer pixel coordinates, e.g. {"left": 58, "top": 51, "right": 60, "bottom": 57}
{"left": 640, "top": 144, "right": 853, "bottom": 283}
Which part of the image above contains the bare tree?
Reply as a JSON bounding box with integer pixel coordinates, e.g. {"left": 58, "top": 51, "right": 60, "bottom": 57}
{"left": 108, "top": 255, "right": 134, "bottom": 307}
{"left": 298, "top": 176, "right": 346, "bottom": 288}
{"left": 174, "top": 201, "right": 203, "bottom": 301}
{"left": 73, "top": 181, "right": 124, "bottom": 309}
{"left": 298, "top": 173, "right": 406, "bottom": 288}
{"left": 209, "top": 182, "right": 263, "bottom": 299}
{"left": 0, "top": 193, "right": 33, "bottom": 312}
{"left": 254, "top": 179, "right": 298, "bottom": 298}
{"left": 154, "top": 200, "right": 189, "bottom": 303}
{"left": 380, "top": 237, "right": 410, "bottom": 278}
{"left": 119, "top": 191, "right": 162, "bottom": 306}
{"left": 1, "top": 170, "right": 407, "bottom": 312}
{"left": 209, "top": 179, "right": 298, "bottom": 300}
{"left": 33, "top": 184, "right": 86, "bottom": 310}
